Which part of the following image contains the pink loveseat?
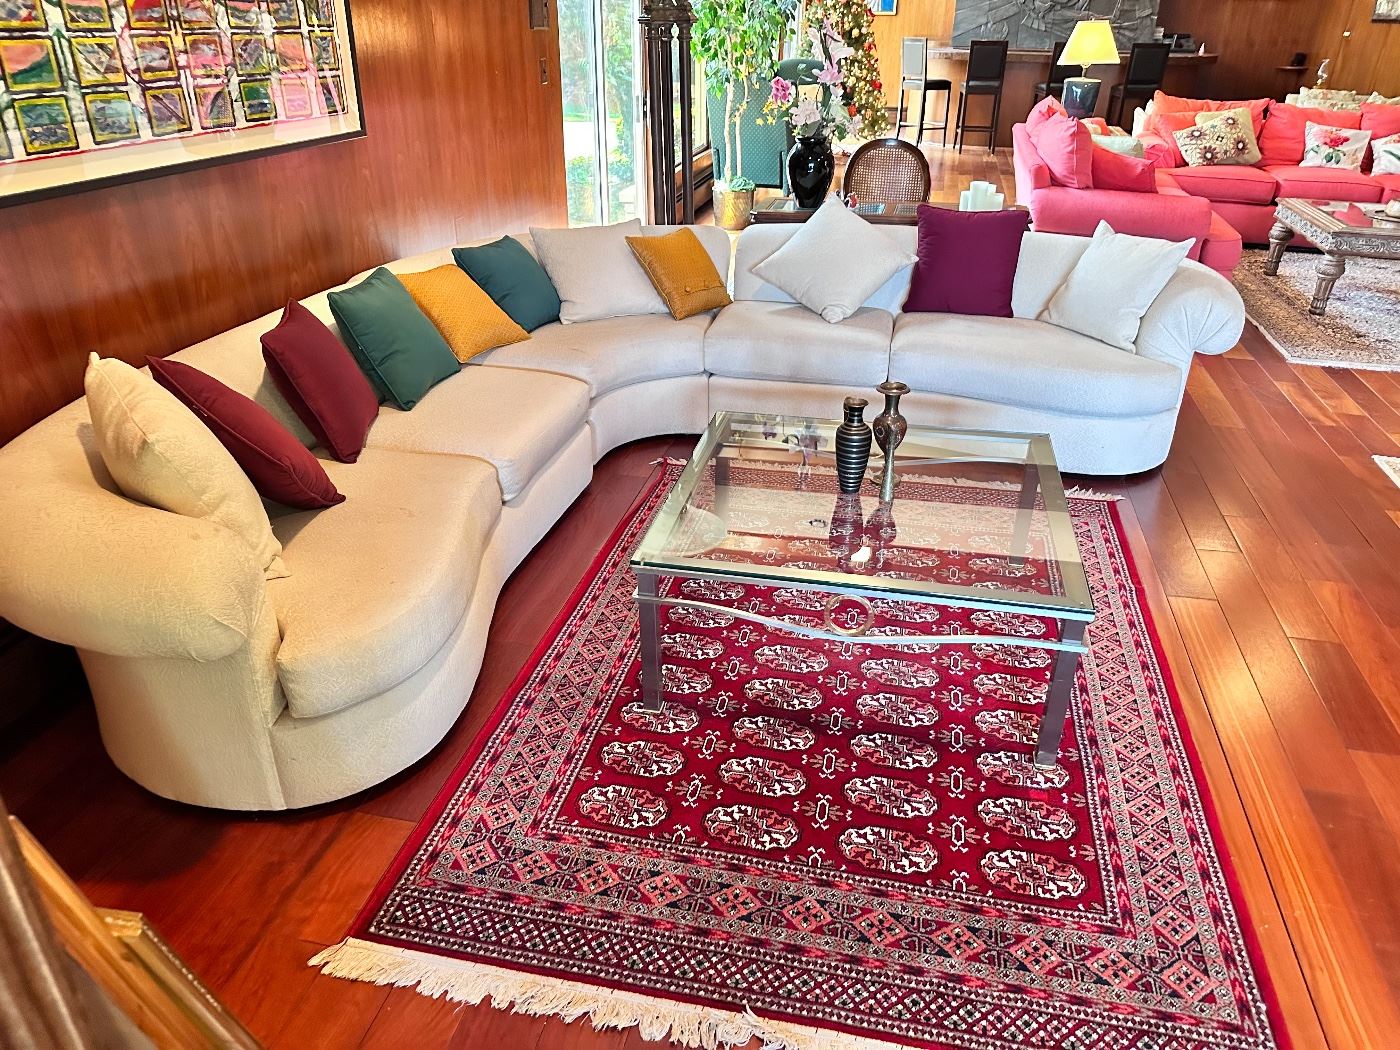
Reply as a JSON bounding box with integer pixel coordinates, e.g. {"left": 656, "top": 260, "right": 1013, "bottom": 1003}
{"left": 1012, "top": 123, "right": 1244, "bottom": 277}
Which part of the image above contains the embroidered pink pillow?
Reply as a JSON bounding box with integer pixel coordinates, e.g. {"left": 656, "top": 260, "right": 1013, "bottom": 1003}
{"left": 1030, "top": 112, "right": 1094, "bottom": 188}
{"left": 1090, "top": 146, "right": 1157, "bottom": 192}
{"left": 1300, "top": 122, "right": 1372, "bottom": 170}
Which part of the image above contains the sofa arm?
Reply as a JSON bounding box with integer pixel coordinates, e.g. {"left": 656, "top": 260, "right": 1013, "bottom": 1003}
{"left": 0, "top": 424, "right": 267, "bottom": 663}
{"left": 1030, "top": 185, "right": 1213, "bottom": 245}
{"left": 1135, "top": 261, "right": 1246, "bottom": 371}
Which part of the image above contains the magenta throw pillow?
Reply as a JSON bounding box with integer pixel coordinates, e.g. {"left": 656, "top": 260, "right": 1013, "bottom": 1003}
{"left": 902, "top": 205, "right": 1031, "bottom": 317}
{"left": 147, "top": 356, "right": 345, "bottom": 510}
{"left": 1030, "top": 113, "right": 1094, "bottom": 188}
{"left": 1090, "top": 146, "right": 1157, "bottom": 192}
{"left": 260, "top": 300, "right": 380, "bottom": 463}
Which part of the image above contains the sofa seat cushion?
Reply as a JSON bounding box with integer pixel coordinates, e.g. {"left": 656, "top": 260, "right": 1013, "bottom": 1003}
{"left": 705, "top": 301, "right": 893, "bottom": 386}
{"left": 474, "top": 313, "right": 710, "bottom": 396}
{"left": 1163, "top": 164, "right": 1277, "bottom": 205}
{"left": 363, "top": 365, "right": 588, "bottom": 501}
{"left": 270, "top": 447, "right": 501, "bottom": 720}
{"left": 1263, "top": 165, "right": 1383, "bottom": 202}
{"left": 891, "top": 314, "right": 1183, "bottom": 418}
{"left": 1374, "top": 173, "right": 1400, "bottom": 204}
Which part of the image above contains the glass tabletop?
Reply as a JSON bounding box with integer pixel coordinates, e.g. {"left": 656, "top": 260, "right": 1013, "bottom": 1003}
{"left": 1298, "top": 199, "right": 1400, "bottom": 233}
{"left": 632, "top": 411, "right": 1094, "bottom": 619}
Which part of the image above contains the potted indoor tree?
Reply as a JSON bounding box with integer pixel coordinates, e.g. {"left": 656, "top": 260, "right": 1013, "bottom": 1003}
{"left": 692, "top": 0, "right": 796, "bottom": 229}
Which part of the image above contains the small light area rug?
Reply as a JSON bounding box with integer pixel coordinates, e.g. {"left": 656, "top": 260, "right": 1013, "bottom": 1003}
{"left": 1235, "top": 248, "right": 1400, "bottom": 370}
{"left": 313, "top": 464, "right": 1285, "bottom": 1050}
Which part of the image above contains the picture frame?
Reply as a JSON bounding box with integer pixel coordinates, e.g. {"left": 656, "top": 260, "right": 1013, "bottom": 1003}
{"left": 1, "top": 0, "right": 365, "bottom": 206}
{"left": 871, "top": 0, "right": 897, "bottom": 12}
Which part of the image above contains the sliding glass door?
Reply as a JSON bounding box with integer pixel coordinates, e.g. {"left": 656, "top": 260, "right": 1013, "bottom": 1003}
{"left": 559, "top": 0, "right": 645, "bottom": 225}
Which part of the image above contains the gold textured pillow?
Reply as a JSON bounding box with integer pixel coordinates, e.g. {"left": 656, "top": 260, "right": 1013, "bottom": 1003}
{"left": 397, "top": 265, "right": 529, "bottom": 362}
{"left": 625, "top": 228, "right": 732, "bottom": 320}
{"left": 1174, "top": 108, "right": 1261, "bottom": 166}
{"left": 84, "top": 354, "right": 288, "bottom": 580}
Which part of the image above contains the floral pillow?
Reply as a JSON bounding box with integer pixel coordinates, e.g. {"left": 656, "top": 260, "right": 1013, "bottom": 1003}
{"left": 1300, "top": 122, "right": 1372, "bottom": 169}
{"left": 1172, "top": 109, "right": 1260, "bottom": 166}
{"left": 1373, "top": 132, "right": 1400, "bottom": 176}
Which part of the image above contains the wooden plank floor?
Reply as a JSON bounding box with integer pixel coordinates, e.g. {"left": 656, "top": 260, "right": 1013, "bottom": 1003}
{"left": 4, "top": 149, "right": 1399, "bottom": 1049}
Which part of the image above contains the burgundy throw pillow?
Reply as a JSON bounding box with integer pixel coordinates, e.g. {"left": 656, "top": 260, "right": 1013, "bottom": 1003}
{"left": 902, "top": 205, "right": 1031, "bottom": 317}
{"left": 147, "top": 356, "right": 345, "bottom": 510}
{"left": 1029, "top": 113, "right": 1094, "bottom": 188}
{"left": 260, "top": 300, "right": 379, "bottom": 463}
{"left": 1090, "top": 146, "right": 1157, "bottom": 192}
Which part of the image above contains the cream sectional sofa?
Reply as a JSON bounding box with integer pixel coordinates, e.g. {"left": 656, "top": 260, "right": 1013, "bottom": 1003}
{"left": 0, "top": 223, "right": 1244, "bottom": 810}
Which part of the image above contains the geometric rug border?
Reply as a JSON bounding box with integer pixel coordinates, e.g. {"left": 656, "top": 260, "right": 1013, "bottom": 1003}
{"left": 314, "top": 465, "right": 1294, "bottom": 1050}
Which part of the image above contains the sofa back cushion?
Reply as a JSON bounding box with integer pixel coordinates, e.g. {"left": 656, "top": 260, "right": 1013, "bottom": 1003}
{"left": 1091, "top": 146, "right": 1157, "bottom": 191}
{"left": 1151, "top": 91, "right": 1270, "bottom": 135}
{"left": 1361, "top": 103, "right": 1400, "bottom": 169}
{"left": 733, "top": 222, "right": 918, "bottom": 312}
{"left": 1259, "top": 103, "right": 1363, "bottom": 167}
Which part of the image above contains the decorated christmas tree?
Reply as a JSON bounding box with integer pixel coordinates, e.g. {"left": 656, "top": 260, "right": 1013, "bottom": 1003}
{"left": 802, "top": 0, "right": 889, "bottom": 138}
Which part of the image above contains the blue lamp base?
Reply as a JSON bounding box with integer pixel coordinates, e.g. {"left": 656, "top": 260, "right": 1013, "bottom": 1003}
{"left": 1061, "top": 77, "right": 1102, "bottom": 120}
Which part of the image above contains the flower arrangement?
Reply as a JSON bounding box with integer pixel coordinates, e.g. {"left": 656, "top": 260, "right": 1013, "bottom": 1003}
{"left": 803, "top": 0, "right": 889, "bottom": 138}
{"left": 766, "top": 18, "right": 860, "bottom": 140}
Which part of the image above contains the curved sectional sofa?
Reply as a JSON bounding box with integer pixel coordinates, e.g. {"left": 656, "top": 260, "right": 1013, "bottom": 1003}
{"left": 0, "top": 222, "right": 1245, "bottom": 810}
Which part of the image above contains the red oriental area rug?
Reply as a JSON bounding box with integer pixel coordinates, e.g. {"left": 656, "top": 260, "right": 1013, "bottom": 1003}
{"left": 314, "top": 465, "right": 1285, "bottom": 1050}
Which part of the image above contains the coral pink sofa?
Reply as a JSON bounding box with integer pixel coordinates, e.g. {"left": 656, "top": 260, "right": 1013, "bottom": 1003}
{"left": 1140, "top": 101, "right": 1400, "bottom": 246}
{"left": 1013, "top": 123, "right": 1243, "bottom": 277}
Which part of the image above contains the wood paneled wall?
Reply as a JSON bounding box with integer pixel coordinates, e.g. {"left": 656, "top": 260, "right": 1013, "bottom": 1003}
{"left": 0, "top": 1, "right": 566, "bottom": 447}
{"left": 1156, "top": 0, "right": 1399, "bottom": 99}
{"left": 871, "top": 1, "right": 956, "bottom": 107}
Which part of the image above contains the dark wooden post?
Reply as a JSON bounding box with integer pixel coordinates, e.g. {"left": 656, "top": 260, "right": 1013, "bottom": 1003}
{"left": 639, "top": 0, "right": 696, "bottom": 225}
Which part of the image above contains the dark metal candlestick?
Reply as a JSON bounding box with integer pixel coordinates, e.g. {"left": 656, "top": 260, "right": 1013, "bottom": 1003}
{"left": 639, "top": 0, "right": 696, "bottom": 225}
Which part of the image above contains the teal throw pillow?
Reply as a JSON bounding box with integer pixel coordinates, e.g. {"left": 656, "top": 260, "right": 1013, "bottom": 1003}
{"left": 327, "top": 268, "right": 460, "bottom": 411}
{"left": 452, "top": 236, "right": 561, "bottom": 332}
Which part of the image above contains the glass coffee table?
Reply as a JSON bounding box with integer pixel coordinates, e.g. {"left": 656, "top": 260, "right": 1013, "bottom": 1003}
{"left": 630, "top": 411, "right": 1095, "bottom": 767}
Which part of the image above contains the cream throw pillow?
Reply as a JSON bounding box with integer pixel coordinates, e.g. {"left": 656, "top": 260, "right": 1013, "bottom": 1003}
{"left": 1372, "top": 132, "right": 1400, "bottom": 176}
{"left": 528, "top": 219, "right": 667, "bottom": 323}
{"left": 85, "top": 354, "right": 288, "bottom": 579}
{"left": 1040, "top": 222, "right": 1192, "bottom": 352}
{"left": 1300, "top": 122, "right": 1372, "bottom": 170}
{"left": 751, "top": 197, "right": 916, "bottom": 323}
{"left": 1091, "top": 133, "right": 1145, "bottom": 157}
{"left": 1174, "top": 108, "right": 1261, "bottom": 166}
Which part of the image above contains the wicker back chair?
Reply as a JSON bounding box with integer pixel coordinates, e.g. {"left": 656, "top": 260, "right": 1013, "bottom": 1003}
{"left": 841, "top": 138, "right": 932, "bottom": 204}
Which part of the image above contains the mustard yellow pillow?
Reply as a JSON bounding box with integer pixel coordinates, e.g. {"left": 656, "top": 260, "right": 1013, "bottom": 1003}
{"left": 625, "top": 228, "right": 732, "bottom": 320}
{"left": 397, "top": 265, "right": 530, "bottom": 362}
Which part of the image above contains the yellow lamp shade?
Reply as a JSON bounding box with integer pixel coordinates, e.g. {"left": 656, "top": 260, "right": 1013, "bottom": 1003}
{"left": 1059, "top": 19, "right": 1121, "bottom": 69}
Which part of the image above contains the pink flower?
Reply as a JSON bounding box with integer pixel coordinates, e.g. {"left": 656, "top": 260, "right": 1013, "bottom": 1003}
{"left": 770, "top": 77, "right": 794, "bottom": 106}
{"left": 817, "top": 58, "right": 843, "bottom": 85}
{"left": 1323, "top": 131, "right": 1349, "bottom": 149}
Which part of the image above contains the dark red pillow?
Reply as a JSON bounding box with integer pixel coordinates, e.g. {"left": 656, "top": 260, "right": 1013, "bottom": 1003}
{"left": 260, "top": 300, "right": 379, "bottom": 463}
{"left": 1090, "top": 146, "right": 1157, "bottom": 193}
{"left": 902, "top": 205, "right": 1031, "bottom": 318}
{"left": 147, "top": 356, "right": 345, "bottom": 510}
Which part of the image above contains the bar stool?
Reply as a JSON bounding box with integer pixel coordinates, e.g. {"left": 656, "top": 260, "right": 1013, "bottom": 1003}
{"left": 895, "top": 36, "right": 951, "bottom": 147}
{"left": 1033, "top": 40, "right": 1076, "bottom": 103}
{"left": 1107, "top": 42, "right": 1172, "bottom": 127}
{"left": 955, "top": 40, "right": 1009, "bottom": 154}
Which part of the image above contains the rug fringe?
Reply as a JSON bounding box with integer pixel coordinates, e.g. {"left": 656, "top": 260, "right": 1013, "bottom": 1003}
{"left": 309, "top": 938, "right": 918, "bottom": 1050}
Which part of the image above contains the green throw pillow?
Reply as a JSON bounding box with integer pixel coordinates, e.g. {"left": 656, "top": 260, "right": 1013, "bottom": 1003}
{"left": 327, "top": 268, "right": 460, "bottom": 411}
{"left": 452, "top": 236, "right": 561, "bottom": 332}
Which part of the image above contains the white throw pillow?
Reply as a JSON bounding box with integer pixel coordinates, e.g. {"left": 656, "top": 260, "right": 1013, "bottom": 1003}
{"left": 1372, "top": 132, "right": 1400, "bottom": 175}
{"left": 1300, "top": 122, "right": 1372, "bottom": 170}
{"left": 1040, "top": 222, "right": 1193, "bottom": 352}
{"left": 529, "top": 219, "right": 667, "bottom": 323}
{"left": 85, "top": 353, "right": 288, "bottom": 579}
{"left": 1090, "top": 133, "right": 1146, "bottom": 158}
{"left": 750, "top": 198, "right": 916, "bottom": 323}
{"left": 1130, "top": 102, "right": 1154, "bottom": 138}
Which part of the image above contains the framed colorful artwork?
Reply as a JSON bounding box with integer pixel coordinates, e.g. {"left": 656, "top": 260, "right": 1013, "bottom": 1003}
{"left": 0, "top": 0, "right": 364, "bottom": 205}
{"left": 70, "top": 36, "right": 126, "bottom": 86}
{"left": 133, "top": 34, "right": 179, "bottom": 80}
{"left": 1, "top": 37, "right": 62, "bottom": 91}
{"left": 124, "top": 0, "right": 167, "bottom": 29}
{"left": 14, "top": 95, "right": 77, "bottom": 154}
{"left": 238, "top": 78, "right": 274, "bottom": 121}
{"left": 83, "top": 91, "right": 140, "bottom": 143}
{"left": 59, "top": 0, "right": 110, "bottom": 28}
{"left": 194, "top": 82, "right": 234, "bottom": 127}
{"left": 0, "top": 0, "right": 46, "bottom": 30}
{"left": 871, "top": 0, "right": 896, "bottom": 12}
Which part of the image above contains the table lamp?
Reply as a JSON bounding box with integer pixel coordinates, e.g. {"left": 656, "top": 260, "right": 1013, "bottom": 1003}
{"left": 1059, "top": 18, "right": 1121, "bottom": 119}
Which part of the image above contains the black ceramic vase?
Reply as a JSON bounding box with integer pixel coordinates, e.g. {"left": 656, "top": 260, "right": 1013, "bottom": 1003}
{"left": 872, "top": 381, "right": 910, "bottom": 502}
{"left": 835, "top": 396, "right": 871, "bottom": 494}
{"left": 788, "top": 133, "right": 835, "bottom": 208}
